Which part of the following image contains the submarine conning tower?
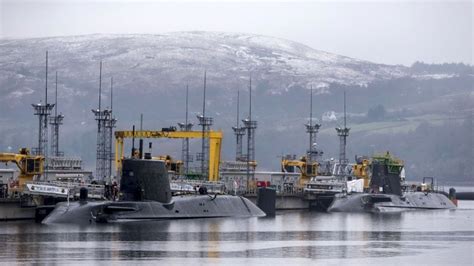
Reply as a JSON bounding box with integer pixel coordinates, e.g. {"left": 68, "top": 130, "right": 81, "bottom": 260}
{"left": 120, "top": 159, "right": 172, "bottom": 203}
{"left": 369, "top": 153, "right": 404, "bottom": 196}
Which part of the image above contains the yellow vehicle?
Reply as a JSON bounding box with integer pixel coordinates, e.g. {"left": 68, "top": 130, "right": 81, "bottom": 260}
{"left": 0, "top": 148, "right": 44, "bottom": 190}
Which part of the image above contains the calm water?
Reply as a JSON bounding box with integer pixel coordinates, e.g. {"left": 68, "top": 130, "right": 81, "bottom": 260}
{"left": 0, "top": 201, "right": 473, "bottom": 265}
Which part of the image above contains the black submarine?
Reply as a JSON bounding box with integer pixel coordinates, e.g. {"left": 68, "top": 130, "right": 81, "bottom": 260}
{"left": 42, "top": 159, "right": 265, "bottom": 224}
{"left": 328, "top": 154, "right": 457, "bottom": 213}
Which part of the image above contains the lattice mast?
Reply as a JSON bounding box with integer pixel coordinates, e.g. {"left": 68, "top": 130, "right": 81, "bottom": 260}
{"left": 104, "top": 77, "right": 117, "bottom": 180}
{"left": 197, "top": 71, "right": 213, "bottom": 179}
{"left": 49, "top": 71, "right": 64, "bottom": 157}
{"left": 178, "top": 84, "right": 193, "bottom": 176}
{"left": 232, "top": 88, "right": 246, "bottom": 161}
{"left": 32, "top": 51, "right": 54, "bottom": 174}
{"left": 305, "top": 86, "right": 321, "bottom": 162}
{"left": 243, "top": 76, "right": 257, "bottom": 185}
{"left": 92, "top": 61, "right": 109, "bottom": 181}
{"left": 335, "top": 91, "right": 350, "bottom": 176}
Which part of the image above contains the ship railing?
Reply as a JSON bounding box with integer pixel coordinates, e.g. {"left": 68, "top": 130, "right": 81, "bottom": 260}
{"left": 48, "top": 156, "right": 83, "bottom": 170}
{"left": 170, "top": 179, "right": 226, "bottom": 194}
{"left": 403, "top": 181, "right": 446, "bottom": 194}
{"left": 24, "top": 180, "right": 105, "bottom": 199}
{"left": 240, "top": 185, "right": 305, "bottom": 197}
{"left": 71, "top": 183, "right": 105, "bottom": 199}
{"left": 303, "top": 187, "right": 344, "bottom": 194}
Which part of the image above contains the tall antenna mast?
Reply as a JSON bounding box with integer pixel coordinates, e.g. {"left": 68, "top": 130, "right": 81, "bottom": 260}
{"left": 110, "top": 76, "right": 113, "bottom": 113}
{"left": 232, "top": 88, "right": 245, "bottom": 161}
{"left": 310, "top": 86, "right": 313, "bottom": 127}
{"left": 107, "top": 76, "right": 116, "bottom": 180}
{"left": 54, "top": 71, "right": 58, "bottom": 117}
{"left": 50, "top": 70, "right": 64, "bottom": 158}
{"left": 203, "top": 71, "right": 206, "bottom": 117}
{"left": 309, "top": 85, "right": 313, "bottom": 153}
{"left": 344, "top": 91, "right": 347, "bottom": 129}
{"left": 179, "top": 84, "right": 193, "bottom": 175}
{"left": 247, "top": 77, "right": 251, "bottom": 187}
{"left": 236, "top": 88, "right": 240, "bottom": 127}
{"left": 197, "top": 71, "right": 213, "bottom": 179}
{"left": 246, "top": 76, "right": 251, "bottom": 189}
{"left": 45, "top": 51, "right": 48, "bottom": 105}
{"left": 93, "top": 60, "right": 109, "bottom": 181}
{"left": 201, "top": 71, "right": 206, "bottom": 177}
{"left": 99, "top": 61, "right": 102, "bottom": 115}
{"left": 305, "top": 85, "right": 322, "bottom": 164}
{"left": 243, "top": 75, "right": 257, "bottom": 188}
{"left": 184, "top": 84, "right": 190, "bottom": 174}
{"left": 249, "top": 77, "right": 252, "bottom": 121}
{"left": 33, "top": 51, "right": 54, "bottom": 176}
{"left": 185, "top": 84, "right": 189, "bottom": 127}
{"left": 44, "top": 51, "right": 48, "bottom": 176}
{"left": 335, "top": 90, "right": 350, "bottom": 176}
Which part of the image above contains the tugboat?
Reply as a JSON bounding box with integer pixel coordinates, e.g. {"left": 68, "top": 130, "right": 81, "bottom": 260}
{"left": 328, "top": 152, "right": 457, "bottom": 212}
{"left": 42, "top": 158, "right": 265, "bottom": 224}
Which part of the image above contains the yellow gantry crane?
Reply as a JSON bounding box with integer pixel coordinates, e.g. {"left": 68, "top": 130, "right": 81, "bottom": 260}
{"left": 0, "top": 148, "right": 44, "bottom": 189}
{"left": 114, "top": 130, "right": 223, "bottom": 181}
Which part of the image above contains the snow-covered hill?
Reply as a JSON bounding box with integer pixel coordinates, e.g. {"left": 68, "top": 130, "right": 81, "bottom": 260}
{"left": 0, "top": 32, "right": 410, "bottom": 103}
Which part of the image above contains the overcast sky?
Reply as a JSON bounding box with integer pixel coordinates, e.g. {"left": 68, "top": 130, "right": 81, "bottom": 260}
{"left": 1, "top": 0, "right": 472, "bottom": 65}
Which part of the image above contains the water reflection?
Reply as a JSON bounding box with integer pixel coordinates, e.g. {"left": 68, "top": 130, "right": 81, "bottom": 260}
{"left": 0, "top": 204, "right": 473, "bottom": 264}
{"left": 207, "top": 221, "right": 220, "bottom": 260}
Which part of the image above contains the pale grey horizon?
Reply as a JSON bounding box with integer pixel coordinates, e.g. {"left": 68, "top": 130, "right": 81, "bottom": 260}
{"left": 1, "top": 0, "right": 472, "bottom": 66}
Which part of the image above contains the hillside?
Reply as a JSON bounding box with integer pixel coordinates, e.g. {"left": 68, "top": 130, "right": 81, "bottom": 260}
{"left": 0, "top": 32, "right": 472, "bottom": 183}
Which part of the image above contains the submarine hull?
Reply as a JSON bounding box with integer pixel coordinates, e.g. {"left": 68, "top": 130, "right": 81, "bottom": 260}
{"left": 43, "top": 159, "right": 265, "bottom": 224}
{"left": 328, "top": 192, "right": 457, "bottom": 213}
{"left": 42, "top": 194, "right": 265, "bottom": 224}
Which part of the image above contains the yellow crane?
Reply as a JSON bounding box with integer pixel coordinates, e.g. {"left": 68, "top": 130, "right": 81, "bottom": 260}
{"left": 352, "top": 158, "right": 371, "bottom": 188}
{"left": 0, "top": 148, "right": 44, "bottom": 189}
{"left": 281, "top": 156, "right": 319, "bottom": 186}
{"left": 152, "top": 155, "right": 184, "bottom": 175}
{"left": 352, "top": 152, "right": 404, "bottom": 189}
{"left": 115, "top": 130, "right": 223, "bottom": 181}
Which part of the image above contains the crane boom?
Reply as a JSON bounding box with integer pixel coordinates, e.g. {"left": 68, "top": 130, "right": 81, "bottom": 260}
{"left": 0, "top": 148, "right": 44, "bottom": 188}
